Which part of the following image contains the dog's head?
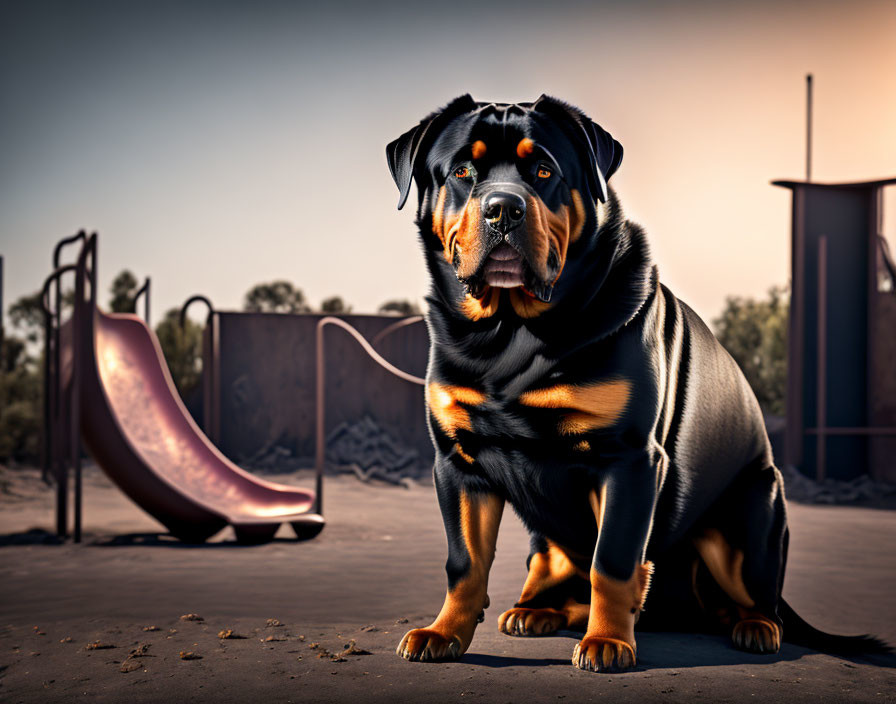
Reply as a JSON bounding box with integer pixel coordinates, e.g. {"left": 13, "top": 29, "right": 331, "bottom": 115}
{"left": 386, "top": 95, "right": 622, "bottom": 310}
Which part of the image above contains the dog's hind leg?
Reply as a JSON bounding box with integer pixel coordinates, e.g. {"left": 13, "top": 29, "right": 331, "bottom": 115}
{"left": 692, "top": 463, "right": 787, "bottom": 654}
{"left": 498, "top": 534, "right": 591, "bottom": 637}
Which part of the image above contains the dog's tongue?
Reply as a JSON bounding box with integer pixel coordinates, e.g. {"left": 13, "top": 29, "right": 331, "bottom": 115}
{"left": 484, "top": 243, "right": 525, "bottom": 288}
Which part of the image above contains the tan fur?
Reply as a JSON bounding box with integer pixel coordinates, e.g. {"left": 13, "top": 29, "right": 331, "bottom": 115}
{"left": 508, "top": 289, "right": 552, "bottom": 318}
{"left": 517, "top": 138, "right": 535, "bottom": 158}
{"left": 460, "top": 288, "right": 501, "bottom": 320}
{"left": 399, "top": 492, "right": 504, "bottom": 660}
{"left": 426, "top": 382, "right": 486, "bottom": 437}
{"left": 733, "top": 607, "right": 781, "bottom": 653}
{"left": 471, "top": 140, "right": 487, "bottom": 160}
{"left": 692, "top": 527, "right": 756, "bottom": 608}
{"left": 518, "top": 379, "right": 632, "bottom": 434}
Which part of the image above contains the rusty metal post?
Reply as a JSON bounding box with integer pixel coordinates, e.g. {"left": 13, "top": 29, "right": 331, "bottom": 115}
{"left": 816, "top": 236, "right": 827, "bottom": 482}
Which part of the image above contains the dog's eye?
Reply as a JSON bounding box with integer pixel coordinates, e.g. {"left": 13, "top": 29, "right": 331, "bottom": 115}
{"left": 537, "top": 166, "right": 552, "bottom": 179}
{"left": 454, "top": 166, "right": 472, "bottom": 179}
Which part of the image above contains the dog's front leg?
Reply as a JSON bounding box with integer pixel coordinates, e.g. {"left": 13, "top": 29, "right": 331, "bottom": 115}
{"left": 397, "top": 462, "right": 504, "bottom": 662}
{"left": 573, "top": 450, "right": 659, "bottom": 672}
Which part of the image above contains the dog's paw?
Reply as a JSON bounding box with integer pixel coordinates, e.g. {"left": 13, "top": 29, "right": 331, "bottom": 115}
{"left": 572, "top": 636, "right": 636, "bottom": 672}
{"left": 396, "top": 628, "right": 463, "bottom": 662}
{"left": 732, "top": 618, "right": 781, "bottom": 654}
{"left": 498, "top": 607, "right": 566, "bottom": 637}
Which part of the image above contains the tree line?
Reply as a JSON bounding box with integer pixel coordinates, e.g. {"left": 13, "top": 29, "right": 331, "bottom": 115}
{"left": 0, "top": 272, "right": 785, "bottom": 465}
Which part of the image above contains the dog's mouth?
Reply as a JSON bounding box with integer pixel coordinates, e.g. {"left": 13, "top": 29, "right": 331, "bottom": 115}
{"left": 460, "top": 242, "right": 553, "bottom": 303}
{"left": 483, "top": 243, "right": 525, "bottom": 288}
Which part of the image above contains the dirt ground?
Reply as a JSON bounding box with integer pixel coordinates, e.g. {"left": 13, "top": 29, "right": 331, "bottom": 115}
{"left": 0, "top": 464, "right": 894, "bottom": 703}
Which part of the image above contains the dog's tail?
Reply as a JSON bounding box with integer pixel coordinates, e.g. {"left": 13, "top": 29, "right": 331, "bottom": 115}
{"left": 779, "top": 598, "right": 891, "bottom": 654}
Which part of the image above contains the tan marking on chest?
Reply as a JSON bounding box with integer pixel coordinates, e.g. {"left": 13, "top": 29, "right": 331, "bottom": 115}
{"left": 461, "top": 288, "right": 501, "bottom": 320}
{"left": 519, "top": 379, "right": 632, "bottom": 434}
{"left": 508, "top": 289, "right": 551, "bottom": 318}
{"left": 427, "top": 382, "right": 487, "bottom": 436}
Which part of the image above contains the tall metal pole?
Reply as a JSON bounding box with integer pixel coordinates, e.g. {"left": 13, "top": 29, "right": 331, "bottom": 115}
{"left": 806, "top": 74, "right": 813, "bottom": 182}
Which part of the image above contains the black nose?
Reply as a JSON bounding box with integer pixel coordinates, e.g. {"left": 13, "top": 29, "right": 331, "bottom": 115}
{"left": 482, "top": 192, "right": 526, "bottom": 233}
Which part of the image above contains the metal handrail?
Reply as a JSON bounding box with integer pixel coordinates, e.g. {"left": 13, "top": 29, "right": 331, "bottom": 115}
{"left": 53, "top": 230, "right": 86, "bottom": 269}
{"left": 371, "top": 314, "right": 424, "bottom": 348}
{"left": 40, "top": 264, "right": 78, "bottom": 316}
{"left": 179, "top": 295, "right": 218, "bottom": 441}
{"left": 315, "top": 316, "right": 426, "bottom": 515}
{"left": 42, "top": 231, "right": 92, "bottom": 540}
{"left": 134, "top": 277, "right": 151, "bottom": 325}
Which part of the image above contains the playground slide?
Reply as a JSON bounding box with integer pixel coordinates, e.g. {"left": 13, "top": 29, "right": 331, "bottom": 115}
{"left": 76, "top": 308, "right": 324, "bottom": 543}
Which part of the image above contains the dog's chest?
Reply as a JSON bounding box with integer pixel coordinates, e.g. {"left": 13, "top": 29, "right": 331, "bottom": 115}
{"left": 428, "top": 334, "right": 631, "bottom": 470}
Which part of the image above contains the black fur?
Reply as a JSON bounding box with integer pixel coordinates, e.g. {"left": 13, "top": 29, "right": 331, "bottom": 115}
{"left": 387, "top": 95, "right": 890, "bottom": 667}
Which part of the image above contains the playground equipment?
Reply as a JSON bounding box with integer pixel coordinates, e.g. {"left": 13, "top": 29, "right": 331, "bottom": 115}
{"left": 775, "top": 178, "right": 896, "bottom": 482}
{"left": 41, "top": 232, "right": 324, "bottom": 543}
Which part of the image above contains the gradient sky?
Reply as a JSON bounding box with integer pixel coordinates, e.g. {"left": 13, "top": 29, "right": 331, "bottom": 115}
{"left": 1, "top": 0, "right": 894, "bottom": 330}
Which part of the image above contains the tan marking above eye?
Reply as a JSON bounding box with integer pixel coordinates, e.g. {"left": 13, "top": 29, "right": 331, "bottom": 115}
{"left": 519, "top": 379, "right": 632, "bottom": 434}
{"left": 517, "top": 138, "right": 535, "bottom": 159}
{"left": 471, "top": 140, "right": 487, "bottom": 160}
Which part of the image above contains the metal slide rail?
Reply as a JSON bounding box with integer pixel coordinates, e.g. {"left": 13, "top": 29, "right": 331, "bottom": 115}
{"left": 134, "top": 277, "right": 151, "bottom": 325}
{"left": 178, "top": 295, "right": 218, "bottom": 443}
{"left": 40, "top": 230, "right": 98, "bottom": 541}
{"left": 315, "top": 316, "right": 425, "bottom": 514}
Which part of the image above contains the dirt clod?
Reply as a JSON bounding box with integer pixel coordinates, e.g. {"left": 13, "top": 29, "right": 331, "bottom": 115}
{"left": 217, "top": 629, "right": 246, "bottom": 640}
{"left": 341, "top": 639, "right": 371, "bottom": 656}
{"left": 85, "top": 642, "right": 115, "bottom": 650}
{"left": 119, "top": 659, "right": 142, "bottom": 673}
{"left": 179, "top": 651, "right": 202, "bottom": 660}
{"left": 180, "top": 614, "right": 204, "bottom": 622}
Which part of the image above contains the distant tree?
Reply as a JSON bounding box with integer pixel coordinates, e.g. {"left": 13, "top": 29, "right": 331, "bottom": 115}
{"left": 0, "top": 334, "right": 40, "bottom": 462}
{"left": 320, "top": 296, "right": 351, "bottom": 314}
{"left": 155, "top": 308, "right": 203, "bottom": 395}
{"left": 109, "top": 270, "right": 139, "bottom": 313}
{"left": 378, "top": 299, "right": 422, "bottom": 316}
{"left": 9, "top": 292, "right": 45, "bottom": 344}
{"left": 243, "top": 281, "right": 311, "bottom": 313}
{"left": 713, "top": 286, "right": 788, "bottom": 416}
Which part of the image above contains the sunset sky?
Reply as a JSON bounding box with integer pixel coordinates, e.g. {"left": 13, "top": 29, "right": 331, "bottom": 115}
{"left": 1, "top": 0, "right": 894, "bottom": 329}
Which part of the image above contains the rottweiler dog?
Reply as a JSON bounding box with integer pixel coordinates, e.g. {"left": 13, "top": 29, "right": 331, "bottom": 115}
{"left": 385, "top": 95, "right": 887, "bottom": 672}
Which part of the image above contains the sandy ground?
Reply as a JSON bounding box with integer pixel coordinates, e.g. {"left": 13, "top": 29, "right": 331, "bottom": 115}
{"left": 0, "top": 464, "right": 894, "bottom": 704}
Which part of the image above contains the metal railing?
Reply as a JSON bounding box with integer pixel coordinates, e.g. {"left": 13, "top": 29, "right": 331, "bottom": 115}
{"left": 314, "top": 315, "right": 425, "bottom": 514}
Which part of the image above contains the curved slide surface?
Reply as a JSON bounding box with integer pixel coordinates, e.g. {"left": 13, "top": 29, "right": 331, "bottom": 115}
{"left": 78, "top": 309, "right": 323, "bottom": 543}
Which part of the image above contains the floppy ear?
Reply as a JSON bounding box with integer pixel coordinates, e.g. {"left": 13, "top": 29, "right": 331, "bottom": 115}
{"left": 386, "top": 94, "right": 478, "bottom": 210}
{"left": 531, "top": 95, "right": 623, "bottom": 203}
